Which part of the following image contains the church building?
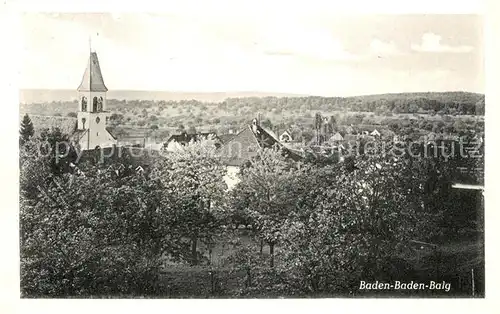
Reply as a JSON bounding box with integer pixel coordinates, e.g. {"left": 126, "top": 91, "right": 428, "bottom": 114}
{"left": 25, "top": 51, "right": 117, "bottom": 150}
{"left": 72, "top": 51, "right": 117, "bottom": 150}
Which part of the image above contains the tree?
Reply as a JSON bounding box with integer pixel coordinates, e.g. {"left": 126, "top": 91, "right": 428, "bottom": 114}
{"left": 151, "top": 139, "right": 227, "bottom": 265}
{"left": 475, "top": 99, "right": 485, "bottom": 115}
{"left": 20, "top": 114, "right": 35, "bottom": 145}
{"left": 324, "top": 115, "right": 336, "bottom": 136}
{"left": 301, "top": 130, "right": 314, "bottom": 144}
{"left": 20, "top": 164, "right": 170, "bottom": 296}
{"left": 158, "top": 130, "right": 170, "bottom": 140}
{"left": 109, "top": 113, "right": 125, "bottom": 126}
{"left": 408, "top": 103, "right": 419, "bottom": 113}
{"left": 19, "top": 135, "right": 179, "bottom": 296}
{"left": 261, "top": 118, "right": 273, "bottom": 130}
{"left": 186, "top": 125, "right": 197, "bottom": 134}
{"left": 176, "top": 124, "right": 185, "bottom": 133}
{"left": 230, "top": 148, "right": 301, "bottom": 268}
{"left": 67, "top": 112, "right": 78, "bottom": 118}
{"left": 314, "top": 112, "right": 323, "bottom": 145}
{"left": 19, "top": 129, "right": 79, "bottom": 199}
{"left": 453, "top": 119, "right": 466, "bottom": 133}
{"left": 277, "top": 154, "right": 438, "bottom": 293}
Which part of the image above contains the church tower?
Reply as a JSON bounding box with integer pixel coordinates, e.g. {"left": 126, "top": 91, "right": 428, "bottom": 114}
{"left": 76, "top": 51, "right": 116, "bottom": 150}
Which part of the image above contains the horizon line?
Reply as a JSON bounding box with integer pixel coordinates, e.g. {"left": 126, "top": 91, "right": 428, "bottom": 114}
{"left": 19, "top": 88, "right": 485, "bottom": 99}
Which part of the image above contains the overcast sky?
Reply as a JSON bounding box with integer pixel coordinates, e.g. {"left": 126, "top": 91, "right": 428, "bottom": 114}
{"left": 20, "top": 13, "right": 484, "bottom": 96}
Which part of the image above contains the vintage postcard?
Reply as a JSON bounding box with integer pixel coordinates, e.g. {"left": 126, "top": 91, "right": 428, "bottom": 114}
{"left": 9, "top": 0, "right": 496, "bottom": 311}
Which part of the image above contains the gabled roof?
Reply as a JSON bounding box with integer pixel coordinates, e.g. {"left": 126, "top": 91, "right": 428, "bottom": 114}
{"left": 218, "top": 133, "right": 236, "bottom": 144}
{"left": 166, "top": 132, "right": 219, "bottom": 144}
{"left": 105, "top": 127, "right": 117, "bottom": 140}
{"left": 279, "top": 130, "right": 293, "bottom": 141}
{"left": 329, "top": 132, "right": 344, "bottom": 141}
{"left": 254, "top": 125, "right": 281, "bottom": 148}
{"left": 219, "top": 127, "right": 259, "bottom": 166}
{"left": 220, "top": 122, "right": 302, "bottom": 166}
{"left": 77, "top": 52, "right": 108, "bottom": 92}
{"left": 71, "top": 129, "right": 88, "bottom": 142}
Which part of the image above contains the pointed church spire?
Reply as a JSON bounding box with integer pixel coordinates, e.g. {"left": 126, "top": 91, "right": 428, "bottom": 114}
{"left": 77, "top": 51, "right": 108, "bottom": 92}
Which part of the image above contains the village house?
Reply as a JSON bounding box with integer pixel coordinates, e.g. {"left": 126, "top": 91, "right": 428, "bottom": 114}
{"left": 220, "top": 118, "right": 303, "bottom": 189}
{"left": 329, "top": 132, "right": 344, "bottom": 142}
{"left": 279, "top": 130, "right": 293, "bottom": 143}
{"left": 370, "top": 129, "right": 381, "bottom": 137}
{"left": 163, "top": 132, "right": 221, "bottom": 152}
{"left": 345, "top": 125, "right": 356, "bottom": 134}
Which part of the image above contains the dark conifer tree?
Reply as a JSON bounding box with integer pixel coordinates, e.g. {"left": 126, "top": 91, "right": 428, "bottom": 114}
{"left": 19, "top": 114, "right": 35, "bottom": 145}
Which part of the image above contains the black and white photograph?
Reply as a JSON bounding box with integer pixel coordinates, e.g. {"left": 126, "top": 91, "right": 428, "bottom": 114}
{"left": 13, "top": 3, "right": 490, "bottom": 303}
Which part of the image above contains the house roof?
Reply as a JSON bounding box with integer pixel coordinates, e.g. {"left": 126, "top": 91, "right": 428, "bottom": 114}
{"left": 166, "top": 132, "right": 219, "bottom": 144}
{"left": 219, "top": 126, "right": 260, "bottom": 166}
{"left": 77, "top": 52, "right": 108, "bottom": 92}
{"left": 330, "top": 132, "right": 344, "bottom": 141}
{"left": 105, "top": 127, "right": 117, "bottom": 140}
{"left": 218, "top": 133, "right": 236, "bottom": 144}
{"left": 27, "top": 115, "right": 77, "bottom": 136}
{"left": 71, "top": 129, "right": 88, "bottom": 142}
{"left": 220, "top": 122, "right": 302, "bottom": 166}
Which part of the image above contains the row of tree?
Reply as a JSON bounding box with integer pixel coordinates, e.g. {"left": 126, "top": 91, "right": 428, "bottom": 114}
{"left": 19, "top": 125, "right": 482, "bottom": 296}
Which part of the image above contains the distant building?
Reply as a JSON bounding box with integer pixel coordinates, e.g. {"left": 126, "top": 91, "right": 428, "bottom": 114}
{"left": 345, "top": 125, "right": 356, "bottom": 134}
{"left": 220, "top": 117, "right": 303, "bottom": 190}
{"left": 279, "top": 130, "right": 293, "bottom": 143}
{"left": 370, "top": 129, "right": 381, "bottom": 137}
{"left": 220, "top": 118, "right": 302, "bottom": 167}
{"left": 329, "top": 132, "right": 344, "bottom": 142}
{"left": 163, "top": 132, "right": 221, "bottom": 152}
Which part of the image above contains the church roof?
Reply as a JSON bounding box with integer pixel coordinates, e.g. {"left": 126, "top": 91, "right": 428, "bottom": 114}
{"left": 77, "top": 52, "right": 108, "bottom": 92}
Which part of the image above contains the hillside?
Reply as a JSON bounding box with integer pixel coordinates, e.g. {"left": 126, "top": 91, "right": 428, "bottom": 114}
{"left": 20, "top": 89, "right": 483, "bottom": 105}
{"left": 349, "top": 91, "right": 485, "bottom": 106}
{"left": 19, "top": 89, "right": 310, "bottom": 104}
